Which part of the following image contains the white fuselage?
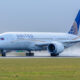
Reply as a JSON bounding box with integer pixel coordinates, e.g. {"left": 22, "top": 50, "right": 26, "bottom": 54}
{"left": 0, "top": 32, "right": 77, "bottom": 51}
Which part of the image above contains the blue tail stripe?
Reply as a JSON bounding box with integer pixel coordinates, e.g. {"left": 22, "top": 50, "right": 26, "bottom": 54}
{"left": 75, "top": 10, "right": 80, "bottom": 29}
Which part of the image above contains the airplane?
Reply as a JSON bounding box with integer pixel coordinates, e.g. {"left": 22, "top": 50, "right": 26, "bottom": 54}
{"left": 0, "top": 10, "right": 80, "bottom": 57}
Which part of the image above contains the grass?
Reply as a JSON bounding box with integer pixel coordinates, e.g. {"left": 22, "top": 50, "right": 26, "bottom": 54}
{"left": 0, "top": 58, "right": 80, "bottom": 80}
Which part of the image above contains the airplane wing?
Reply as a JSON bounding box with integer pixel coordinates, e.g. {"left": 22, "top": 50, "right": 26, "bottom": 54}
{"left": 62, "top": 39, "right": 80, "bottom": 43}
{"left": 35, "top": 39, "right": 80, "bottom": 47}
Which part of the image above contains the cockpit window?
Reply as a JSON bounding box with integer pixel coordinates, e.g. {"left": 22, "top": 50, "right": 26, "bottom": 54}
{"left": 0, "top": 38, "right": 4, "bottom": 40}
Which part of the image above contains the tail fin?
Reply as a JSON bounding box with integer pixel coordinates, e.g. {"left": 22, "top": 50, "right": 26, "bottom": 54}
{"left": 68, "top": 10, "right": 80, "bottom": 35}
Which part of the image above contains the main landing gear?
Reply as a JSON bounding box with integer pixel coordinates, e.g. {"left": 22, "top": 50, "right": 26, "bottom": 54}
{"left": 50, "top": 53, "right": 59, "bottom": 57}
{"left": 26, "top": 51, "right": 34, "bottom": 56}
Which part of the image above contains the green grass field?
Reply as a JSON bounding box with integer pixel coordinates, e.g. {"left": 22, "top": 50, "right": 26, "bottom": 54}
{"left": 0, "top": 58, "right": 80, "bottom": 80}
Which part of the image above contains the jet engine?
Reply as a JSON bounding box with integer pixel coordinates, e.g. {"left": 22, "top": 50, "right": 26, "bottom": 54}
{"left": 48, "top": 42, "right": 64, "bottom": 56}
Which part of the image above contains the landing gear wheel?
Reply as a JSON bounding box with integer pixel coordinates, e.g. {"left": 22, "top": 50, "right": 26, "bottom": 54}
{"left": 50, "top": 53, "right": 59, "bottom": 57}
{"left": 1, "top": 50, "right": 6, "bottom": 57}
{"left": 2, "top": 52, "right": 6, "bottom": 57}
{"left": 26, "top": 53, "right": 34, "bottom": 56}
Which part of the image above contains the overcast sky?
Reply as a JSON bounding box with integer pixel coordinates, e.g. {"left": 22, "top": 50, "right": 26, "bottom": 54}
{"left": 0, "top": 0, "right": 80, "bottom": 33}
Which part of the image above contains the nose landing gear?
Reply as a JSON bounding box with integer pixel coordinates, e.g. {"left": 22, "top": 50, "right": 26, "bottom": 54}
{"left": 1, "top": 50, "right": 6, "bottom": 57}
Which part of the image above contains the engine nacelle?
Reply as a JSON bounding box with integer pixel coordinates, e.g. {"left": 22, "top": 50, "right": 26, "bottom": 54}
{"left": 48, "top": 42, "right": 64, "bottom": 54}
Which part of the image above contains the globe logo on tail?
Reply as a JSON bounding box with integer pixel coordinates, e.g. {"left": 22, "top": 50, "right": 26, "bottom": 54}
{"left": 69, "top": 21, "right": 78, "bottom": 35}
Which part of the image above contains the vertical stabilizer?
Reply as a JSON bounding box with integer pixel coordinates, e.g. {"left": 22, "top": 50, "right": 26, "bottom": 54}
{"left": 68, "top": 10, "right": 80, "bottom": 35}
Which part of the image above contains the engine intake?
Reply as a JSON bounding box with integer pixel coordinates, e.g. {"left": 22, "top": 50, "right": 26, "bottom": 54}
{"left": 48, "top": 42, "right": 64, "bottom": 54}
{"left": 48, "top": 44, "right": 55, "bottom": 53}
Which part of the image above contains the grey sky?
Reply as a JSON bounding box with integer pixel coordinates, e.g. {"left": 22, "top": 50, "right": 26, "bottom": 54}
{"left": 0, "top": 0, "right": 80, "bottom": 33}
